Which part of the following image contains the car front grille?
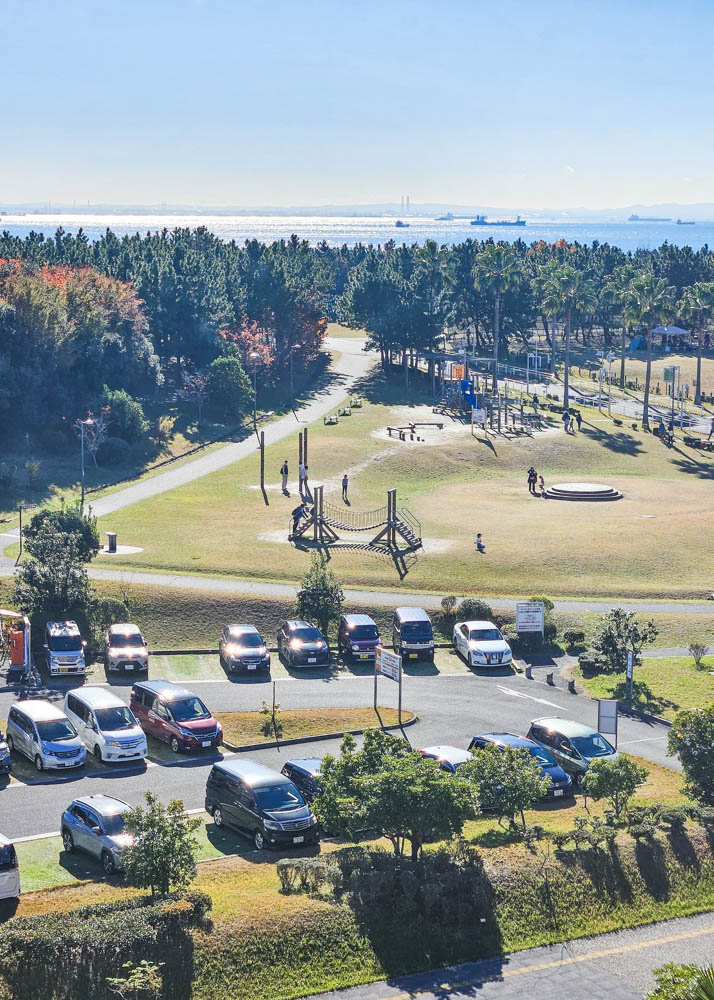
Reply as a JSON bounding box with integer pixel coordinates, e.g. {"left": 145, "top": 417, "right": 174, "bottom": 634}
{"left": 281, "top": 819, "right": 311, "bottom": 831}
{"left": 55, "top": 748, "right": 81, "bottom": 759}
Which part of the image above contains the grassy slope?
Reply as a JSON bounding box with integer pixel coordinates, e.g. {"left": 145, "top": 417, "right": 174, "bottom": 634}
{"left": 575, "top": 656, "right": 714, "bottom": 720}
{"left": 91, "top": 376, "right": 714, "bottom": 598}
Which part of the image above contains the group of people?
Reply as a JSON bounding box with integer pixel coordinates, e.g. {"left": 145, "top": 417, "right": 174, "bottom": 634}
{"left": 527, "top": 466, "right": 546, "bottom": 497}
{"left": 561, "top": 408, "right": 582, "bottom": 434}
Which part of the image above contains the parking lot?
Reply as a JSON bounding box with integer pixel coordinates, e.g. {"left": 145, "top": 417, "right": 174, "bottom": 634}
{"left": 0, "top": 664, "right": 674, "bottom": 842}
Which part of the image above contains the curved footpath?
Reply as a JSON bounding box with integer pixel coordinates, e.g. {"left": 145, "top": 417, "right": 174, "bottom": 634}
{"left": 301, "top": 911, "right": 714, "bottom": 1000}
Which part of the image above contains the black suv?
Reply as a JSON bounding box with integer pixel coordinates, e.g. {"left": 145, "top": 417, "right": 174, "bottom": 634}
{"left": 219, "top": 624, "right": 270, "bottom": 674}
{"left": 205, "top": 759, "right": 319, "bottom": 851}
{"left": 277, "top": 620, "right": 329, "bottom": 669}
{"left": 280, "top": 758, "right": 323, "bottom": 802}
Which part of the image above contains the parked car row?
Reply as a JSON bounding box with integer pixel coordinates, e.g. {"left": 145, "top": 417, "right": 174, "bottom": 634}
{"left": 1, "top": 681, "right": 222, "bottom": 773}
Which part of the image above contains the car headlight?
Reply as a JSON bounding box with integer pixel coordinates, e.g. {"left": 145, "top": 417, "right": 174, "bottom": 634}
{"left": 216, "top": 722, "right": 223, "bottom": 733}
{"left": 263, "top": 820, "right": 281, "bottom": 831}
{"left": 179, "top": 727, "right": 195, "bottom": 738}
{"left": 351, "top": 644, "right": 359, "bottom": 651}
{"left": 106, "top": 739, "right": 122, "bottom": 748}
{"left": 289, "top": 639, "right": 303, "bottom": 650}
{"left": 309, "top": 812, "right": 317, "bottom": 824}
{"left": 111, "top": 846, "right": 122, "bottom": 857}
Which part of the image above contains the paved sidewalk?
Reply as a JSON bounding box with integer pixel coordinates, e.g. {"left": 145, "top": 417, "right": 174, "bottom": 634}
{"left": 303, "top": 911, "right": 714, "bottom": 1000}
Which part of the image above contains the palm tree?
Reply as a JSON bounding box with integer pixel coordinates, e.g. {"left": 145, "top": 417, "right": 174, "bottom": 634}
{"left": 539, "top": 266, "right": 596, "bottom": 409}
{"left": 602, "top": 263, "right": 639, "bottom": 388}
{"left": 680, "top": 281, "right": 714, "bottom": 406}
{"left": 472, "top": 246, "right": 519, "bottom": 391}
{"left": 623, "top": 272, "right": 675, "bottom": 429}
{"left": 696, "top": 966, "right": 714, "bottom": 1000}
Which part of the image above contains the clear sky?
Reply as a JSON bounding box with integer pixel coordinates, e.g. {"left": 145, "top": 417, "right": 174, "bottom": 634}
{"left": 2, "top": 0, "right": 713, "bottom": 209}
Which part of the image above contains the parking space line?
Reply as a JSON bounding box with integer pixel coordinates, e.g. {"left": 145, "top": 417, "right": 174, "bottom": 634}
{"left": 618, "top": 736, "right": 669, "bottom": 745}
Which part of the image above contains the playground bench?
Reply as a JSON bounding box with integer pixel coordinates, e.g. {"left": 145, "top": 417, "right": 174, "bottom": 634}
{"left": 350, "top": 396, "right": 363, "bottom": 407}
{"left": 408, "top": 421, "right": 444, "bottom": 430}
{"left": 338, "top": 405, "right": 352, "bottom": 417}
{"left": 324, "top": 413, "right": 339, "bottom": 426}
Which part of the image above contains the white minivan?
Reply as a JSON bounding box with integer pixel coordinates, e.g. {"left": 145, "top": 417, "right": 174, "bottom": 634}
{"left": 64, "top": 688, "right": 147, "bottom": 764}
{"left": 0, "top": 836, "right": 20, "bottom": 900}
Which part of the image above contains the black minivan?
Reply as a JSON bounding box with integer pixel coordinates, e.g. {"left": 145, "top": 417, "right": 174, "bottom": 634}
{"left": 392, "top": 607, "right": 435, "bottom": 661}
{"left": 205, "top": 759, "right": 320, "bottom": 851}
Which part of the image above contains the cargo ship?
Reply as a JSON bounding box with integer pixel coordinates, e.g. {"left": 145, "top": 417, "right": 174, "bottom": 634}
{"left": 470, "top": 214, "right": 526, "bottom": 227}
{"left": 676, "top": 219, "right": 695, "bottom": 225}
{"left": 395, "top": 220, "right": 410, "bottom": 228}
{"left": 628, "top": 214, "right": 671, "bottom": 222}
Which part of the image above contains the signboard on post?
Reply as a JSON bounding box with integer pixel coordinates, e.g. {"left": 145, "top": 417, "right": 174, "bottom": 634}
{"left": 663, "top": 367, "right": 675, "bottom": 383}
{"left": 451, "top": 363, "right": 465, "bottom": 380}
{"left": 516, "top": 601, "right": 545, "bottom": 634}
{"left": 597, "top": 698, "right": 618, "bottom": 748}
{"left": 374, "top": 646, "right": 403, "bottom": 725}
{"left": 626, "top": 650, "right": 634, "bottom": 703}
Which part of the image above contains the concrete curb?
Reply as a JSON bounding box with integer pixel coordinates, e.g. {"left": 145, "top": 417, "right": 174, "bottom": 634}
{"left": 222, "top": 713, "right": 419, "bottom": 753}
{"left": 151, "top": 645, "right": 454, "bottom": 657}
{"left": 617, "top": 703, "right": 672, "bottom": 728}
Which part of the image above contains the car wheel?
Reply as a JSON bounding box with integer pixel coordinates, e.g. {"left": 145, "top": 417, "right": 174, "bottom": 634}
{"left": 213, "top": 807, "right": 223, "bottom": 828}
{"left": 101, "top": 850, "right": 116, "bottom": 876}
{"left": 94, "top": 745, "right": 103, "bottom": 763}
{"left": 62, "top": 829, "right": 74, "bottom": 853}
{"left": 34, "top": 755, "right": 44, "bottom": 772}
{"left": 6, "top": 735, "right": 14, "bottom": 753}
{"left": 253, "top": 829, "right": 265, "bottom": 851}
{"left": 170, "top": 736, "right": 181, "bottom": 754}
{"left": 572, "top": 773, "right": 583, "bottom": 790}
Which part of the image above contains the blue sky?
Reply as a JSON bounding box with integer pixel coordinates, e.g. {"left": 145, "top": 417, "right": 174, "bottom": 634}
{"left": 2, "top": 0, "right": 713, "bottom": 208}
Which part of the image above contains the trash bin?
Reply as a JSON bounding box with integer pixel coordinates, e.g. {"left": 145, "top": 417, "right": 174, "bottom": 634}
{"left": 105, "top": 531, "right": 117, "bottom": 554}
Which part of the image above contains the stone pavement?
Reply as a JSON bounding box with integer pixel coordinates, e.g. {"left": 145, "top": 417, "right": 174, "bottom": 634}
{"left": 302, "top": 911, "right": 714, "bottom": 1000}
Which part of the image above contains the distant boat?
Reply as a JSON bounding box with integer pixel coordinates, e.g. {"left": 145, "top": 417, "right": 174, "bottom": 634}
{"left": 470, "top": 214, "right": 526, "bottom": 227}
{"left": 436, "top": 212, "right": 454, "bottom": 221}
{"left": 395, "top": 220, "right": 410, "bottom": 228}
{"left": 676, "top": 218, "right": 695, "bottom": 225}
{"left": 628, "top": 214, "right": 671, "bottom": 222}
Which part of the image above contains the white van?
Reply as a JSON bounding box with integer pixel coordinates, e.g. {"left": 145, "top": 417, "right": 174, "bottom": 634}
{"left": 64, "top": 688, "right": 147, "bottom": 764}
{"left": 0, "top": 836, "right": 20, "bottom": 900}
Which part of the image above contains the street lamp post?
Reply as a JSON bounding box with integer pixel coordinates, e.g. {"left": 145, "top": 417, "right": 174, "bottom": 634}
{"left": 79, "top": 418, "right": 94, "bottom": 513}
{"left": 17, "top": 503, "right": 37, "bottom": 561}
{"left": 527, "top": 335, "right": 539, "bottom": 391}
{"left": 606, "top": 351, "right": 616, "bottom": 414}
{"left": 250, "top": 352, "right": 259, "bottom": 431}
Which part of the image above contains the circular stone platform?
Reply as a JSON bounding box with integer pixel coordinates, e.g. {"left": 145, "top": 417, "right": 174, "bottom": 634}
{"left": 544, "top": 482, "right": 623, "bottom": 502}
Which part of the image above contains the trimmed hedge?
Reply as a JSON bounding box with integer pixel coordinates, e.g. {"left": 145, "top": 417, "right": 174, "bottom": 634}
{"left": 0, "top": 890, "right": 210, "bottom": 1000}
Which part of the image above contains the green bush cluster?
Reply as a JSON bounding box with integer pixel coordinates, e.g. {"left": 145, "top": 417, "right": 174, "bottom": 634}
{"left": 0, "top": 891, "right": 210, "bottom": 1000}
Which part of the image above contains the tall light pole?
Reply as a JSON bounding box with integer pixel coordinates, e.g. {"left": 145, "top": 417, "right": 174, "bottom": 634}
{"left": 250, "top": 352, "right": 259, "bottom": 431}
{"left": 527, "top": 335, "right": 539, "bottom": 391}
{"left": 79, "top": 417, "right": 94, "bottom": 512}
{"left": 606, "top": 351, "right": 616, "bottom": 414}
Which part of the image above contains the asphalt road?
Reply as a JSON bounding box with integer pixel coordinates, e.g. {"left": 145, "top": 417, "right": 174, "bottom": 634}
{"left": 303, "top": 911, "right": 714, "bottom": 1000}
{"left": 0, "top": 667, "right": 674, "bottom": 841}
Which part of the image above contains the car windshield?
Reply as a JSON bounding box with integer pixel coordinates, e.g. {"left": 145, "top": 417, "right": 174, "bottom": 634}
{"left": 229, "top": 632, "right": 263, "bottom": 647}
{"left": 0, "top": 843, "right": 17, "bottom": 872}
{"left": 529, "top": 746, "right": 556, "bottom": 767}
{"left": 348, "top": 625, "right": 378, "bottom": 639}
{"left": 102, "top": 813, "right": 127, "bottom": 836}
{"left": 95, "top": 707, "right": 135, "bottom": 732}
{"left": 402, "top": 623, "right": 431, "bottom": 638}
{"left": 36, "top": 718, "right": 76, "bottom": 742}
{"left": 171, "top": 697, "right": 210, "bottom": 722}
{"left": 293, "top": 628, "right": 322, "bottom": 641}
{"left": 470, "top": 628, "right": 501, "bottom": 641}
{"left": 48, "top": 636, "right": 80, "bottom": 652}
{"left": 254, "top": 783, "right": 306, "bottom": 811}
{"left": 572, "top": 733, "right": 614, "bottom": 758}
{"left": 110, "top": 633, "right": 143, "bottom": 648}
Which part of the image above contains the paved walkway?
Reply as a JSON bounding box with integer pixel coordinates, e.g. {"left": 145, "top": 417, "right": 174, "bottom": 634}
{"left": 86, "top": 336, "right": 373, "bottom": 519}
{"left": 303, "top": 911, "right": 714, "bottom": 1000}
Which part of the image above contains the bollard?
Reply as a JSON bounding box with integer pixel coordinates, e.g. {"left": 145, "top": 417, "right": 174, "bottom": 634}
{"left": 568, "top": 678, "right": 576, "bottom": 694}
{"left": 546, "top": 671, "right": 555, "bottom": 686}
{"left": 525, "top": 665, "right": 533, "bottom": 679}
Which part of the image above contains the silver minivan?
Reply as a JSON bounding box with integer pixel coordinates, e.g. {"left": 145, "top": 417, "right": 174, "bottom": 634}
{"left": 6, "top": 700, "right": 86, "bottom": 772}
{"left": 64, "top": 688, "right": 146, "bottom": 764}
{"left": 0, "top": 835, "right": 20, "bottom": 900}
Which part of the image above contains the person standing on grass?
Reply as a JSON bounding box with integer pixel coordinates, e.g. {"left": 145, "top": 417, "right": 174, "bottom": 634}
{"left": 298, "top": 462, "right": 307, "bottom": 496}
{"left": 474, "top": 533, "right": 486, "bottom": 553}
{"left": 280, "top": 460, "right": 289, "bottom": 494}
{"left": 532, "top": 393, "right": 539, "bottom": 415}
{"left": 562, "top": 409, "right": 571, "bottom": 434}
{"left": 527, "top": 466, "right": 537, "bottom": 494}
{"left": 708, "top": 416, "right": 714, "bottom": 441}
{"left": 539, "top": 474, "right": 546, "bottom": 497}
{"left": 575, "top": 410, "right": 582, "bottom": 432}
{"left": 341, "top": 473, "right": 349, "bottom": 501}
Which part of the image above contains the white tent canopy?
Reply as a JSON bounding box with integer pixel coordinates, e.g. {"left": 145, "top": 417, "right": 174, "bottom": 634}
{"left": 652, "top": 325, "right": 689, "bottom": 337}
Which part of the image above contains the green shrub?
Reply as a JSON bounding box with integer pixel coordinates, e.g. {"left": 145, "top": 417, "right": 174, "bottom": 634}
{"left": 103, "top": 386, "right": 149, "bottom": 443}
{"left": 563, "top": 629, "right": 586, "bottom": 649}
{"left": 97, "top": 435, "right": 132, "bottom": 466}
{"left": 578, "top": 650, "right": 610, "bottom": 675}
{"left": 457, "top": 597, "right": 493, "bottom": 622}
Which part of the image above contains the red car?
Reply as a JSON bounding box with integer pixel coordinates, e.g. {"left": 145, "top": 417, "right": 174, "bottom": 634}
{"left": 130, "top": 680, "right": 222, "bottom": 754}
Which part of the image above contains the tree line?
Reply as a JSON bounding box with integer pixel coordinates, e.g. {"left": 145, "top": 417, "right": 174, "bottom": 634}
{"left": 2, "top": 226, "right": 714, "bottom": 437}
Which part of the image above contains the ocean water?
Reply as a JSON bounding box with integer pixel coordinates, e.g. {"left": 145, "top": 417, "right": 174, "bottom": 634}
{"left": 1, "top": 213, "right": 713, "bottom": 253}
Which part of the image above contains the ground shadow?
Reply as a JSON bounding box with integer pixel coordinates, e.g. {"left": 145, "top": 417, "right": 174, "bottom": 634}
{"left": 581, "top": 425, "right": 645, "bottom": 456}
{"left": 635, "top": 838, "right": 671, "bottom": 900}
{"left": 671, "top": 451, "right": 714, "bottom": 479}
{"left": 595, "top": 677, "right": 679, "bottom": 717}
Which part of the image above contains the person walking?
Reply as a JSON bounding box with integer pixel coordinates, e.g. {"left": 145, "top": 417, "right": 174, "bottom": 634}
{"left": 280, "top": 460, "right": 289, "bottom": 494}
{"left": 708, "top": 416, "right": 714, "bottom": 442}
{"left": 532, "top": 393, "right": 539, "bottom": 415}
{"left": 474, "top": 532, "right": 486, "bottom": 553}
{"left": 562, "top": 409, "right": 571, "bottom": 434}
{"left": 527, "top": 466, "right": 537, "bottom": 494}
{"left": 538, "top": 474, "right": 546, "bottom": 497}
{"left": 575, "top": 410, "right": 582, "bottom": 432}
{"left": 298, "top": 462, "right": 307, "bottom": 497}
{"left": 341, "top": 473, "right": 349, "bottom": 502}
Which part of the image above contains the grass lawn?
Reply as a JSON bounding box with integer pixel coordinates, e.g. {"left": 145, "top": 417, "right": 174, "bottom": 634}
{"left": 87, "top": 373, "right": 714, "bottom": 599}
{"left": 216, "top": 706, "right": 410, "bottom": 746}
{"left": 575, "top": 656, "right": 714, "bottom": 720}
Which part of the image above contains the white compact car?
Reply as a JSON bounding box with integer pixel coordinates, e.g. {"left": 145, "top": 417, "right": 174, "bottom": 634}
{"left": 453, "top": 619, "right": 512, "bottom": 668}
{"left": 64, "top": 688, "right": 147, "bottom": 764}
{"left": 0, "top": 836, "right": 20, "bottom": 900}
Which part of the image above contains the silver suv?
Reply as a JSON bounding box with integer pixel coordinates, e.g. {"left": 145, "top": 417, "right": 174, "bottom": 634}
{"left": 105, "top": 623, "right": 149, "bottom": 673}
{"left": 61, "top": 794, "right": 134, "bottom": 875}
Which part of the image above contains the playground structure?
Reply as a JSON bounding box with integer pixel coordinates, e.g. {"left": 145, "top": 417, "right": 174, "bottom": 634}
{"left": 434, "top": 377, "right": 545, "bottom": 434}
{"left": 292, "top": 487, "right": 422, "bottom": 578}
{"left": 0, "top": 608, "right": 34, "bottom": 686}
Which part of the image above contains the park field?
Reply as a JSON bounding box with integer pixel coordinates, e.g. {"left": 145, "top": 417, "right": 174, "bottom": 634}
{"left": 91, "top": 365, "right": 714, "bottom": 600}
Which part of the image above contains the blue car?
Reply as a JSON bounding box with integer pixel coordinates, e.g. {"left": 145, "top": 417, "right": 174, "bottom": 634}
{"left": 468, "top": 732, "right": 574, "bottom": 800}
